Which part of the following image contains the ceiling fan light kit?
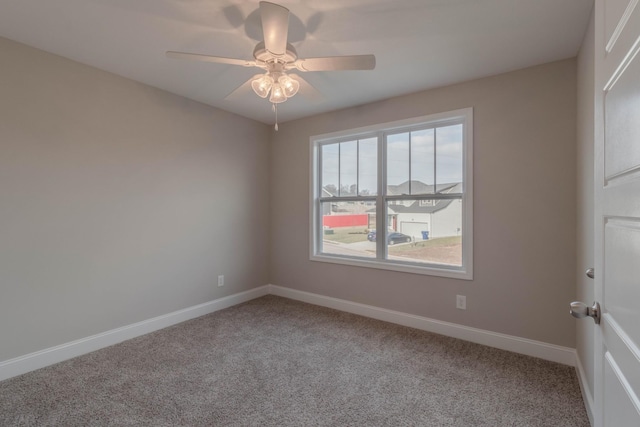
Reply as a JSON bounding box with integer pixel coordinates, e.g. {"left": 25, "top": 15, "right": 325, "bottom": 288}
{"left": 249, "top": 60, "right": 300, "bottom": 103}
{"left": 166, "top": 1, "right": 376, "bottom": 129}
{"left": 250, "top": 74, "right": 273, "bottom": 98}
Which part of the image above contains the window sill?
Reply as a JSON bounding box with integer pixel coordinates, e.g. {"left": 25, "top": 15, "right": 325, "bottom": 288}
{"left": 310, "top": 253, "right": 473, "bottom": 280}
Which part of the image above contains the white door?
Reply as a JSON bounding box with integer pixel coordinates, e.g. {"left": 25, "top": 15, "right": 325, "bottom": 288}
{"left": 592, "top": 0, "right": 640, "bottom": 425}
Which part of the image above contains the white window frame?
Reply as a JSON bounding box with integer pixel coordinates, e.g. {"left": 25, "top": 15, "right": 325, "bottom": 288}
{"left": 309, "top": 108, "right": 473, "bottom": 280}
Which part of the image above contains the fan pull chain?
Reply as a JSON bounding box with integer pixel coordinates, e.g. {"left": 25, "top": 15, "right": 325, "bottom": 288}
{"left": 273, "top": 103, "right": 279, "bottom": 131}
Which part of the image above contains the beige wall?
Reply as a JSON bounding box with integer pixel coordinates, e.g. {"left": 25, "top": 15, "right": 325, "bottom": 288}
{"left": 576, "top": 7, "right": 596, "bottom": 406}
{"left": 270, "top": 59, "right": 577, "bottom": 347}
{"left": 0, "top": 33, "right": 581, "bottom": 364}
{"left": 0, "top": 37, "right": 270, "bottom": 361}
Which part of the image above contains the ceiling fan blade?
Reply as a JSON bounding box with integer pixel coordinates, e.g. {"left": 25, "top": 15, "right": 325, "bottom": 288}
{"left": 289, "top": 74, "right": 323, "bottom": 102}
{"left": 224, "top": 75, "right": 263, "bottom": 101}
{"left": 294, "top": 55, "right": 376, "bottom": 72}
{"left": 166, "top": 51, "right": 257, "bottom": 67}
{"left": 260, "top": 1, "right": 289, "bottom": 56}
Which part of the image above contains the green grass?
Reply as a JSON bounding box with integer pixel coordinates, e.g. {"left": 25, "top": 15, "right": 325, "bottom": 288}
{"left": 388, "top": 236, "right": 461, "bottom": 253}
{"left": 323, "top": 227, "right": 370, "bottom": 244}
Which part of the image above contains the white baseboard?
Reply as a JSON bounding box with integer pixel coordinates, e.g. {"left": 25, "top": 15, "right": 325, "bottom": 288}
{"left": 268, "top": 284, "right": 577, "bottom": 366}
{"left": 1, "top": 283, "right": 579, "bottom": 383}
{"left": 0, "top": 286, "right": 270, "bottom": 382}
{"left": 575, "top": 353, "right": 595, "bottom": 426}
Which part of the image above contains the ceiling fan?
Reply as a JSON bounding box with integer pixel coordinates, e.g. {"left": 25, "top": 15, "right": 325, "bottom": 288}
{"left": 166, "top": 1, "right": 376, "bottom": 128}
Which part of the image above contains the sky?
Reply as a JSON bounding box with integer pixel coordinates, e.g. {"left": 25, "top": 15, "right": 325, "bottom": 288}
{"left": 321, "top": 124, "right": 463, "bottom": 196}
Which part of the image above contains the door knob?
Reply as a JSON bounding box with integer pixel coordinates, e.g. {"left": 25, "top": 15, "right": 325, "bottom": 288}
{"left": 586, "top": 268, "right": 594, "bottom": 279}
{"left": 570, "top": 301, "right": 601, "bottom": 324}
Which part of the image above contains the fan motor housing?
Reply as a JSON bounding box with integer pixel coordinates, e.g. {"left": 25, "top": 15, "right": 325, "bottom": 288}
{"left": 253, "top": 41, "right": 297, "bottom": 64}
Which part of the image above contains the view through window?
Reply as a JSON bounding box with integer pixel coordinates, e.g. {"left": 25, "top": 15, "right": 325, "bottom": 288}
{"left": 311, "top": 109, "right": 473, "bottom": 279}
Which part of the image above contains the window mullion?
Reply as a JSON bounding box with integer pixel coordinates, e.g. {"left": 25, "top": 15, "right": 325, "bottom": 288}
{"left": 338, "top": 143, "right": 341, "bottom": 197}
{"left": 433, "top": 128, "right": 437, "bottom": 191}
{"left": 408, "top": 131, "right": 412, "bottom": 195}
{"left": 316, "top": 147, "right": 323, "bottom": 253}
{"left": 319, "top": 196, "right": 376, "bottom": 203}
{"left": 385, "top": 193, "right": 462, "bottom": 201}
{"left": 377, "top": 131, "right": 385, "bottom": 260}
{"left": 356, "top": 139, "right": 360, "bottom": 196}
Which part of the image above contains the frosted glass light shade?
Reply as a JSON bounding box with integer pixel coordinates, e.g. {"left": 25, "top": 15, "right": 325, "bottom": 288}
{"left": 251, "top": 75, "right": 273, "bottom": 98}
{"left": 269, "top": 83, "right": 287, "bottom": 103}
{"left": 278, "top": 75, "right": 300, "bottom": 98}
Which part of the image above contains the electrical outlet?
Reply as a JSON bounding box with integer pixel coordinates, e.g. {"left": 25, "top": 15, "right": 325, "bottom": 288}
{"left": 456, "top": 295, "right": 466, "bottom": 310}
{"left": 218, "top": 275, "right": 224, "bottom": 287}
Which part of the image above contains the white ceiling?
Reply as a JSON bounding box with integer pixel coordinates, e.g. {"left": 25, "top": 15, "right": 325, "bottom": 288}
{"left": 0, "top": 0, "right": 592, "bottom": 124}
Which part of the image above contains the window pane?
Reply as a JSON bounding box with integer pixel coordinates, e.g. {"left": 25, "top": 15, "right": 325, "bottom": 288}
{"left": 358, "top": 138, "right": 377, "bottom": 196}
{"left": 386, "top": 198, "right": 462, "bottom": 266}
{"left": 320, "top": 201, "right": 376, "bottom": 258}
{"left": 410, "top": 129, "right": 435, "bottom": 194}
{"left": 436, "top": 124, "right": 463, "bottom": 189}
{"left": 386, "top": 132, "right": 409, "bottom": 194}
{"left": 340, "top": 141, "right": 357, "bottom": 196}
{"left": 312, "top": 109, "right": 472, "bottom": 279}
{"left": 321, "top": 144, "right": 339, "bottom": 196}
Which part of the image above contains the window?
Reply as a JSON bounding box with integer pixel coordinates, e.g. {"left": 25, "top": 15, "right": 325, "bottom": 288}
{"left": 310, "top": 108, "right": 473, "bottom": 279}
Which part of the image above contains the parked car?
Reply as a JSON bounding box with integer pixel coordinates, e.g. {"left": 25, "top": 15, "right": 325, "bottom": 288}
{"left": 367, "top": 230, "right": 412, "bottom": 245}
{"left": 388, "top": 232, "right": 412, "bottom": 245}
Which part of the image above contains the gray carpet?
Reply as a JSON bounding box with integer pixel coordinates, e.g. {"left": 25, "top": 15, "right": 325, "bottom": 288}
{"left": 1, "top": 295, "right": 589, "bottom": 426}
